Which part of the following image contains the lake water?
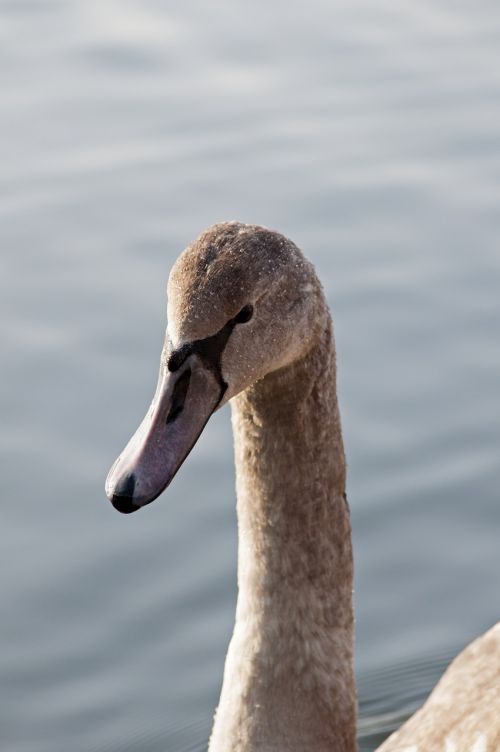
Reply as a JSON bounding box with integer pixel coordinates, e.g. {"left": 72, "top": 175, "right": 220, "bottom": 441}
{"left": 1, "top": 2, "right": 499, "bottom": 750}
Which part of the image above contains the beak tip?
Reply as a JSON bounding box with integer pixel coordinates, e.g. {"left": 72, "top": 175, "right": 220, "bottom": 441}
{"left": 106, "top": 470, "right": 141, "bottom": 514}
{"left": 110, "top": 494, "right": 142, "bottom": 514}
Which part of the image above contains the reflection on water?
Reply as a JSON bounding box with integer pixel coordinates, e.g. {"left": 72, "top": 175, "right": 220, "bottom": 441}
{"left": 1, "top": 1, "right": 499, "bottom": 750}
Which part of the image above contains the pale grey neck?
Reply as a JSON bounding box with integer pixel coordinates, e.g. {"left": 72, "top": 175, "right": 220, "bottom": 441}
{"left": 209, "top": 322, "right": 357, "bottom": 752}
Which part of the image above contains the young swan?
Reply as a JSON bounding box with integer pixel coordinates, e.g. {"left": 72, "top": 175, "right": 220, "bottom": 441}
{"left": 107, "top": 221, "right": 355, "bottom": 751}
{"left": 106, "top": 222, "right": 499, "bottom": 752}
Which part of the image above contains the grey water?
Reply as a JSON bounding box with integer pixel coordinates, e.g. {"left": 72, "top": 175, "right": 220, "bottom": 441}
{"left": 1, "top": 1, "right": 499, "bottom": 750}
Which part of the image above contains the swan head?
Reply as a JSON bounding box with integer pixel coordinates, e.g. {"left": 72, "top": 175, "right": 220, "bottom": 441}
{"left": 105, "top": 222, "right": 325, "bottom": 513}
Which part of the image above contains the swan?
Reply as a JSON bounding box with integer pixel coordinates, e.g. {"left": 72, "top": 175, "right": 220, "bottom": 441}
{"left": 105, "top": 222, "right": 499, "bottom": 752}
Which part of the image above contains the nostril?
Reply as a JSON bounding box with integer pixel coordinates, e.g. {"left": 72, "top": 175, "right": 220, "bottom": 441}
{"left": 111, "top": 473, "right": 140, "bottom": 514}
{"left": 166, "top": 368, "right": 191, "bottom": 423}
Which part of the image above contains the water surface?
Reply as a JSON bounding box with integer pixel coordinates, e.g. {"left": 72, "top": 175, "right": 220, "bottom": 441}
{"left": 1, "top": 2, "right": 499, "bottom": 750}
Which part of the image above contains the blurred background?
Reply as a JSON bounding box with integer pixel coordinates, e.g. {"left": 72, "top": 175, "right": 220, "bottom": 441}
{"left": 1, "top": 1, "right": 499, "bottom": 750}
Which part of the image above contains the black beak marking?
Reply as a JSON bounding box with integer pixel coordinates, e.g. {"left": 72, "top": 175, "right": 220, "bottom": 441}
{"left": 111, "top": 472, "right": 140, "bottom": 514}
{"left": 167, "top": 306, "right": 252, "bottom": 406}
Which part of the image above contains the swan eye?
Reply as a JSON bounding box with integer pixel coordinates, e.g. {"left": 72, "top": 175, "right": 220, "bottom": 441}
{"left": 234, "top": 304, "right": 253, "bottom": 324}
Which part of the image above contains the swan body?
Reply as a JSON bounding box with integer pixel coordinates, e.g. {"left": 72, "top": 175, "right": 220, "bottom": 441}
{"left": 106, "top": 222, "right": 499, "bottom": 751}
{"left": 378, "top": 621, "right": 500, "bottom": 752}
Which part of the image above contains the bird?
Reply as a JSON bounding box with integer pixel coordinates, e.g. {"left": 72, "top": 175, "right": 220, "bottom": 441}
{"left": 105, "top": 221, "right": 499, "bottom": 752}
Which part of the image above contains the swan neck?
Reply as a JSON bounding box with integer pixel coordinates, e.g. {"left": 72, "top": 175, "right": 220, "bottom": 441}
{"left": 210, "top": 320, "right": 356, "bottom": 752}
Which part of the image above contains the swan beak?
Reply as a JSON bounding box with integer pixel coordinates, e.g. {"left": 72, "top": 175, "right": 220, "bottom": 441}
{"left": 105, "top": 355, "right": 221, "bottom": 514}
